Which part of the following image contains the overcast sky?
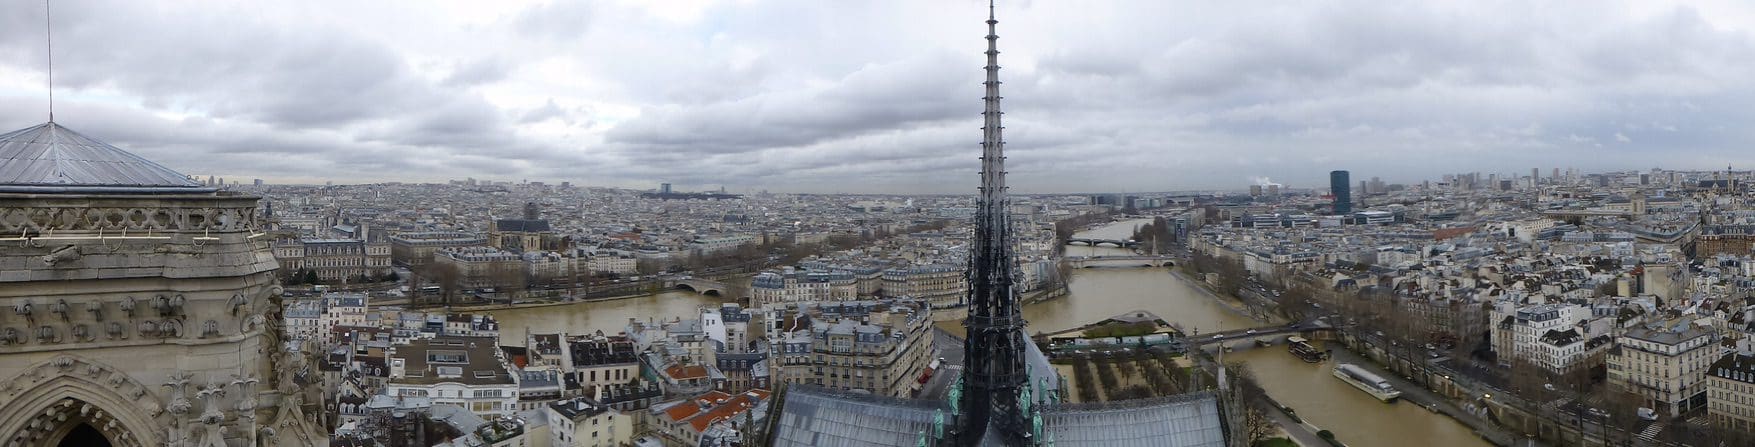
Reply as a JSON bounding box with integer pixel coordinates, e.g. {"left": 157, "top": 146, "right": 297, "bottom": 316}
{"left": 4, "top": 1, "right": 1755, "bottom": 193}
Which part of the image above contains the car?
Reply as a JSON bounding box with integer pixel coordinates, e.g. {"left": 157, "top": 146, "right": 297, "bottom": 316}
{"left": 1245, "top": 329, "right": 1256, "bottom": 335}
{"left": 1213, "top": 334, "right": 1224, "bottom": 339}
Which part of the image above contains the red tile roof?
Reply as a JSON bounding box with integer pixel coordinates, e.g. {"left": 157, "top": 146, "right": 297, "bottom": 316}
{"left": 663, "top": 402, "right": 701, "bottom": 421}
{"left": 686, "top": 389, "right": 772, "bottom": 432}
{"left": 665, "top": 364, "right": 710, "bottom": 380}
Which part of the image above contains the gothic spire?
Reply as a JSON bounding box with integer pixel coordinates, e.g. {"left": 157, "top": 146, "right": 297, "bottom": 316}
{"left": 958, "top": 1, "right": 1030, "bottom": 445}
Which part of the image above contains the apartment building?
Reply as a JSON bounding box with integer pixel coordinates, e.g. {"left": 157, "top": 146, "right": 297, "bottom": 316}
{"left": 547, "top": 397, "right": 633, "bottom": 447}
{"left": 752, "top": 268, "right": 857, "bottom": 304}
{"left": 1606, "top": 321, "right": 1717, "bottom": 417}
{"left": 1707, "top": 353, "right": 1755, "bottom": 432}
{"left": 434, "top": 246, "right": 524, "bottom": 288}
{"left": 386, "top": 336, "right": 521, "bottom": 418}
{"left": 390, "top": 231, "right": 487, "bottom": 267}
{"left": 790, "top": 301, "right": 934, "bottom": 397}
{"left": 880, "top": 264, "right": 967, "bottom": 308}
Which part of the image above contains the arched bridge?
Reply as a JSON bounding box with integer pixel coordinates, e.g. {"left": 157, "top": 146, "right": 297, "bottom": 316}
{"left": 1188, "top": 322, "right": 1335, "bottom": 347}
{"left": 1065, "top": 238, "right": 1139, "bottom": 248}
{"left": 1066, "top": 255, "right": 1176, "bottom": 268}
{"left": 667, "top": 278, "right": 732, "bottom": 296}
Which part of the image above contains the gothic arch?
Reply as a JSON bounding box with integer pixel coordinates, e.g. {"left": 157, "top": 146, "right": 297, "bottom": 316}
{"left": 0, "top": 356, "right": 162, "bottom": 447}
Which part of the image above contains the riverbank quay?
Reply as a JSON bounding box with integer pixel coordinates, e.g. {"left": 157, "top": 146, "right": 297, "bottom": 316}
{"left": 1257, "top": 393, "right": 1344, "bottom": 447}
{"left": 1327, "top": 330, "right": 1695, "bottom": 447}
{"left": 1020, "top": 283, "right": 1070, "bottom": 303}
{"left": 1170, "top": 269, "right": 1281, "bottom": 325}
{"left": 1185, "top": 343, "right": 1346, "bottom": 447}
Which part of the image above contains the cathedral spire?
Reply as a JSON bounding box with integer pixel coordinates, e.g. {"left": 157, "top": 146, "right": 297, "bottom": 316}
{"left": 958, "top": 1, "right": 1030, "bottom": 445}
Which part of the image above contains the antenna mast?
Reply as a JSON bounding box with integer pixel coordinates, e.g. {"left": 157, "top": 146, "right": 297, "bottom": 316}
{"left": 44, "top": 0, "right": 55, "bottom": 122}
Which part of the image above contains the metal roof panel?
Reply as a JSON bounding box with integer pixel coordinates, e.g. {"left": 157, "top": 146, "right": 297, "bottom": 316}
{"left": 0, "top": 122, "right": 204, "bottom": 188}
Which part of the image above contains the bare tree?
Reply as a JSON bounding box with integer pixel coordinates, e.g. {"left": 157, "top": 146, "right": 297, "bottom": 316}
{"left": 489, "top": 266, "right": 528, "bottom": 304}
{"left": 1227, "top": 362, "right": 1278, "bottom": 445}
{"left": 635, "top": 257, "right": 667, "bottom": 276}
{"left": 1278, "top": 284, "right": 1319, "bottom": 321}
{"left": 1593, "top": 387, "right": 1646, "bottom": 446}
{"left": 417, "top": 263, "right": 462, "bottom": 307}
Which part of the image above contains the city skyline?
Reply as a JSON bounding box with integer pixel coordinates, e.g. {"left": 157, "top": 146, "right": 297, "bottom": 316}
{"left": 12, "top": 2, "right": 1755, "bottom": 446}
{"left": 6, "top": 1, "right": 1755, "bottom": 193}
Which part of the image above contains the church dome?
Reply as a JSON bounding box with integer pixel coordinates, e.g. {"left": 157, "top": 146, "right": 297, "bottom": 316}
{"left": 0, "top": 122, "right": 212, "bottom": 193}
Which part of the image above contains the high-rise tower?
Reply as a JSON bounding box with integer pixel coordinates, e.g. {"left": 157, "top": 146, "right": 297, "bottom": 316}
{"left": 957, "top": 1, "right": 1030, "bottom": 444}
{"left": 1330, "top": 170, "right": 1351, "bottom": 215}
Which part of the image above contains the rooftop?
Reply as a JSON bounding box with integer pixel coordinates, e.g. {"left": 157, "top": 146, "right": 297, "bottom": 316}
{"left": 0, "top": 122, "right": 211, "bottom": 192}
{"left": 390, "top": 336, "right": 514, "bottom": 386}
{"left": 549, "top": 397, "right": 614, "bottom": 422}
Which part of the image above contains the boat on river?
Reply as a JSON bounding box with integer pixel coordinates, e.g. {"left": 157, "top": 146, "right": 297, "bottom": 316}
{"left": 1287, "top": 336, "right": 1327, "bottom": 363}
{"left": 1333, "top": 363, "right": 1401, "bottom": 402}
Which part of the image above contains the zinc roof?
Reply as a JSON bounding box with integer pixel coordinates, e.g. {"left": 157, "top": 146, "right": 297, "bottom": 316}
{"left": 0, "top": 122, "right": 204, "bottom": 189}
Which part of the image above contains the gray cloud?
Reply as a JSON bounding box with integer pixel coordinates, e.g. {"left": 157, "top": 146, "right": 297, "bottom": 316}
{"left": 3, "top": 0, "right": 1755, "bottom": 193}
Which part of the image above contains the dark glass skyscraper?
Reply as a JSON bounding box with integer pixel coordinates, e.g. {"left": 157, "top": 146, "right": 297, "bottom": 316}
{"left": 1330, "top": 170, "right": 1352, "bottom": 214}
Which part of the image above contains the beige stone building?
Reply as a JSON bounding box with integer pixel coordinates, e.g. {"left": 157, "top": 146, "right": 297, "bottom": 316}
{"left": 272, "top": 237, "right": 392, "bottom": 282}
{"left": 881, "top": 265, "right": 968, "bottom": 308}
{"left": 751, "top": 269, "right": 857, "bottom": 304}
{"left": 1708, "top": 352, "right": 1755, "bottom": 432}
{"left": 435, "top": 246, "right": 524, "bottom": 288}
{"left": 547, "top": 397, "right": 633, "bottom": 447}
{"left": 389, "top": 231, "right": 486, "bottom": 267}
{"left": 784, "top": 301, "right": 934, "bottom": 398}
{"left": 586, "top": 254, "right": 637, "bottom": 276}
{"left": 1606, "top": 322, "right": 1717, "bottom": 417}
{"left": 0, "top": 122, "right": 319, "bottom": 446}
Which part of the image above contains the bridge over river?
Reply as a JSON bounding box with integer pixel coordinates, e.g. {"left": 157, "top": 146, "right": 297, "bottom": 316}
{"left": 1187, "top": 320, "right": 1335, "bottom": 347}
{"left": 1065, "top": 255, "right": 1176, "bottom": 268}
{"left": 1064, "top": 237, "right": 1139, "bottom": 248}
{"left": 664, "top": 277, "right": 737, "bottom": 297}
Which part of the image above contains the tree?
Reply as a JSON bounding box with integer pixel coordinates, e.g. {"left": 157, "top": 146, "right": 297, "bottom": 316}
{"left": 635, "top": 257, "right": 667, "bottom": 276}
{"left": 419, "top": 262, "right": 463, "bottom": 307}
{"left": 1152, "top": 216, "right": 1173, "bottom": 253}
{"left": 1277, "top": 284, "right": 1318, "bottom": 321}
{"left": 687, "top": 251, "right": 707, "bottom": 272}
{"left": 1228, "top": 363, "right": 1278, "bottom": 445}
{"left": 1091, "top": 356, "right": 1121, "bottom": 398}
{"left": 490, "top": 267, "right": 528, "bottom": 303}
{"left": 1593, "top": 387, "right": 1647, "bottom": 446}
{"left": 1070, "top": 356, "right": 1099, "bottom": 402}
{"left": 1215, "top": 257, "right": 1248, "bottom": 295}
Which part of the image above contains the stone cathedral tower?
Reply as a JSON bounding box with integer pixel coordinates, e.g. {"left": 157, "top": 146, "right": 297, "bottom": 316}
{"left": 0, "top": 122, "right": 319, "bottom": 447}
